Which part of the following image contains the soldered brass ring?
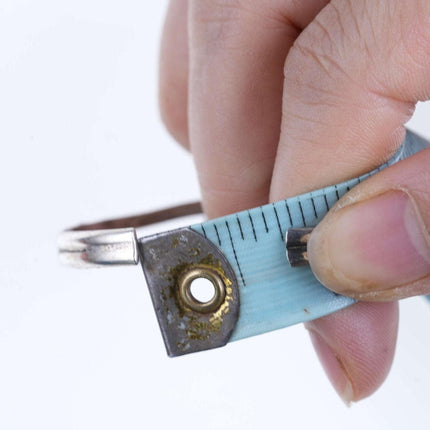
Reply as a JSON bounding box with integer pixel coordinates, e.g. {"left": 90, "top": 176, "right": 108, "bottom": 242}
{"left": 178, "top": 267, "right": 226, "bottom": 314}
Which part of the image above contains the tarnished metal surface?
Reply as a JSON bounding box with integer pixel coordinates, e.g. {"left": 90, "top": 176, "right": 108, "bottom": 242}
{"left": 58, "top": 228, "right": 139, "bottom": 268}
{"left": 286, "top": 227, "right": 314, "bottom": 267}
{"left": 139, "top": 228, "right": 239, "bottom": 357}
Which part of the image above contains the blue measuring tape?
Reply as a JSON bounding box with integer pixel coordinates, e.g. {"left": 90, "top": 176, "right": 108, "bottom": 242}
{"left": 190, "top": 130, "right": 429, "bottom": 343}
{"left": 60, "top": 129, "right": 430, "bottom": 356}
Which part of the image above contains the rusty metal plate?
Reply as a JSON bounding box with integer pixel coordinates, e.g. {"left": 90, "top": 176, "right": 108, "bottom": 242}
{"left": 139, "top": 228, "right": 239, "bottom": 357}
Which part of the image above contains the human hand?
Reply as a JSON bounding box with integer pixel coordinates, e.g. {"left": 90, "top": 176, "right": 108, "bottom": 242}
{"left": 159, "top": 0, "right": 430, "bottom": 403}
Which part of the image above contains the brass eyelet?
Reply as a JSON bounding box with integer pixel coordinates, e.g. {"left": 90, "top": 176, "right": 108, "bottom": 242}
{"left": 178, "top": 267, "right": 226, "bottom": 314}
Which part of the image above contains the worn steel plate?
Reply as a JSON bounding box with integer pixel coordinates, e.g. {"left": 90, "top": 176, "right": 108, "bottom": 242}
{"left": 139, "top": 228, "right": 240, "bottom": 356}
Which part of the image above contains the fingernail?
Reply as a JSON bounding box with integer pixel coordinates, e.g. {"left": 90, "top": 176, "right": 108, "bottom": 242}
{"left": 308, "top": 330, "right": 354, "bottom": 405}
{"left": 309, "top": 190, "right": 430, "bottom": 297}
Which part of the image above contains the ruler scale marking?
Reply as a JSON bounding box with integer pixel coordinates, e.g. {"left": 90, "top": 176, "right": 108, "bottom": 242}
{"left": 247, "top": 211, "right": 258, "bottom": 242}
{"left": 334, "top": 184, "right": 340, "bottom": 200}
{"left": 323, "top": 194, "right": 330, "bottom": 211}
{"left": 310, "top": 195, "right": 318, "bottom": 219}
{"left": 236, "top": 214, "right": 245, "bottom": 240}
{"left": 225, "top": 220, "right": 246, "bottom": 287}
{"left": 213, "top": 224, "right": 222, "bottom": 246}
{"left": 285, "top": 201, "right": 293, "bottom": 226}
{"left": 298, "top": 200, "right": 306, "bottom": 227}
{"left": 272, "top": 204, "right": 284, "bottom": 240}
{"left": 260, "top": 207, "right": 269, "bottom": 233}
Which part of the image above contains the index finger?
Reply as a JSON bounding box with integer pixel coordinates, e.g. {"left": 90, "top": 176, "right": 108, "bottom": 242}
{"left": 189, "top": 0, "right": 329, "bottom": 217}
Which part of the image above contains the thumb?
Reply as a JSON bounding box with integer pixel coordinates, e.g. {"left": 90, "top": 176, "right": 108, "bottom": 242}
{"left": 308, "top": 146, "right": 430, "bottom": 301}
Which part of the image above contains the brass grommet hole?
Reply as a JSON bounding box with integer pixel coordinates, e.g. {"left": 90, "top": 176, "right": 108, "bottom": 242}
{"left": 190, "top": 278, "right": 216, "bottom": 303}
{"left": 178, "top": 267, "right": 226, "bottom": 313}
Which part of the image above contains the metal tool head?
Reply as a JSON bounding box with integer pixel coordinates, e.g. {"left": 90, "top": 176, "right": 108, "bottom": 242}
{"left": 286, "top": 227, "right": 314, "bottom": 267}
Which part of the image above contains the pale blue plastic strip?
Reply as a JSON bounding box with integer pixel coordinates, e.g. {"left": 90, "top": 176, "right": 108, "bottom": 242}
{"left": 191, "top": 130, "right": 429, "bottom": 341}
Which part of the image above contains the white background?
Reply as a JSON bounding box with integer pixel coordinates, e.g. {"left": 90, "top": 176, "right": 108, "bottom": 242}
{"left": 1, "top": 1, "right": 430, "bottom": 429}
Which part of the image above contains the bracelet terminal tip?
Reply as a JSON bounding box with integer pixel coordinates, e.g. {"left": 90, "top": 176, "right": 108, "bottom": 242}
{"left": 58, "top": 228, "right": 139, "bottom": 268}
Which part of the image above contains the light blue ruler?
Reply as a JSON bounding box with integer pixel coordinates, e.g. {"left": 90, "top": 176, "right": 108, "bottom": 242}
{"left": 191, "top": 130, "right": 429, "bottom": 342}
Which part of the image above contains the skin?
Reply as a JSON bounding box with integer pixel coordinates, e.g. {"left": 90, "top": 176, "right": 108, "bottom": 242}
{"left": 159, "top": 0, "right": 430, "bottom": 402}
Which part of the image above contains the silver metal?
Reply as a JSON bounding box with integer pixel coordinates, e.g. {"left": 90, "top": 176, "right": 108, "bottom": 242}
{"left": 286, "top": 227, "right": 314, "bottom": 267}
{"left": 58, "top": 228, "right": 139, "bottom": 268}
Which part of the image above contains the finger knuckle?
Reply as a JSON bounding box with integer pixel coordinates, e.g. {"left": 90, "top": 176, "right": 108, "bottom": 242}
{"left": 285, "top": 4, "right": 349, "bottom": 82}
{"left": 192, "top": 0, "right": 286, "bottom": 52}
{"left": 192, "top": 1, "right": 244, "bottom": 50}
{"left": 400, "top": 6, "right": 430, "bottom": 72}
